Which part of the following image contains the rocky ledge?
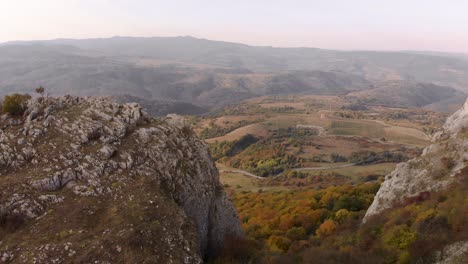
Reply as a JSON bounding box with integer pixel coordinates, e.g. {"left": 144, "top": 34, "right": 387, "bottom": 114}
{"left": 0, "top": 96, "right": 242, "bottom": 263}
{"left": 364, "top": 98, "right": 468, "bottom": 221}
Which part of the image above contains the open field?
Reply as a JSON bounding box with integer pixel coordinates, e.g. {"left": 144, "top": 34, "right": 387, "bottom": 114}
{"left": 295, "top": 136, "right": 391, "bottom": 158}
{"left": 262, "top": 162, "right": 397, "bottom": 189}
{"left": 328, "top": 119, "right": 385, "bottom": 137}
{"left": 217, "top": 163, "right": 287, "bottom": 192}
{"left": 205, "top": 123, "right": 269, "bottom": 143}
{"left": 219, "top": 163, "right": 395, "bottom": 191}
{"left": 383, "top": 125, "right": 430, "bottom": 146}
{"left": 294, "top": 163, "right": 397, "bottom": 182}
{"left": 203, "top": 109, "right": 431, "bottom": 147}
{"left": 205, "top": 116, "right": 428, "bottom": 161}
{"left": 197, "top": 94, "right": 443, "bottom": 185}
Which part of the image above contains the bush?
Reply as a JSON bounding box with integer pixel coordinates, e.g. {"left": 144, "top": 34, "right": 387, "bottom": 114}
{"left": 267, "top": 235, "right": 292, "bottom": 252}
{"left": 383, "top": 225, "right": 417, "bottom": 250}
{"left": 342, "top": 103, "right": 369, "bottom": 111}
{"left": 330, "top": 153, "right": 348, "bottom": 163}
{"left": 35, "top": 86, "right": 45, "bottom": 96}
{"left": 1, "top": 93, "right": 31, "bottom": 115}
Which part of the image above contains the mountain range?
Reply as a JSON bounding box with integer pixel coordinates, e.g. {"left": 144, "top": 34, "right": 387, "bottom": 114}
{"left": 1, "top": 36, "right": 467, "bottom": 113}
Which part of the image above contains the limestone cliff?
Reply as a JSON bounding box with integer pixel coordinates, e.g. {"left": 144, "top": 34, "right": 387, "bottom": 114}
{"left": 0, "top": 96, "right": 243, "bottom": 263}
{"left": 364, "top": 97, "right": 468, "bottom": 221}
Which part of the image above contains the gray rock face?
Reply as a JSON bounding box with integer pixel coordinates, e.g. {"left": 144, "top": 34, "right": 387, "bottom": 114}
{"left": 434, "top": 97, "right": 468, "bottom": 140}
{"left": 166, "top": 113, "right": 188, "bottom": 128}
{"left": 0, "top": 96, "right": 242, "bottom": 262}
{"left": 434, "top": 241, "right": 468, "bottom": 264}
{"left": 364, "top": 97, "right": 468, "bottom": 221}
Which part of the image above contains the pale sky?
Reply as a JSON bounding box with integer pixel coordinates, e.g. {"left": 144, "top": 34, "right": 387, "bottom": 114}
{"left": 1, "top": 0, "right": 468, "bottom": 52}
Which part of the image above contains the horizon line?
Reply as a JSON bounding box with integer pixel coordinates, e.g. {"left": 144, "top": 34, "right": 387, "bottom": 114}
{"left": 1, "top": 35, "right": 468, "bottom": 56}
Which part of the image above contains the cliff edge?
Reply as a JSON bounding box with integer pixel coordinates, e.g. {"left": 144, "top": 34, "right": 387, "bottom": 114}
{"left": 0, "top": 96, "right": 242, "bottom": 263}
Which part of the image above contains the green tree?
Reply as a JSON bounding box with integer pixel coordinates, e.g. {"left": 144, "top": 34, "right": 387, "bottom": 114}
{"left": 2, "top": 94, "right": 31, "bottom": 115}
{"left": 35, "top": 86, "right": 45, "bottom": 97}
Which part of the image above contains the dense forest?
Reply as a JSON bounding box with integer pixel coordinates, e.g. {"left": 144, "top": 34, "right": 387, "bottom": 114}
{"left": 214, "top": 168, "right": 467, "bottom": 263}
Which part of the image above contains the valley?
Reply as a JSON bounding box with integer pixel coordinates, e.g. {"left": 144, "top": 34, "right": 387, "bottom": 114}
{"left": 192, "top": 95, "right": 468, "bottom": 263}
{"left": 192, "top": 94, "right": 443, "bottom": 186}
{"left": 0, "top": 90, "right": 465, "bottom": 264}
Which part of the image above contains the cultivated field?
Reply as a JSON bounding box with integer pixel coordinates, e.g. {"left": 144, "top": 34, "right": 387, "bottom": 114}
{"left": 193, "top": 94, "right": 443, "bottom": 188}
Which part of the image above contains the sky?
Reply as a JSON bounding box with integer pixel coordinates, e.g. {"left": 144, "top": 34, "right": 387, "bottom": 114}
{"left": 1, "top": 0, "right": 468, "bottom": 52}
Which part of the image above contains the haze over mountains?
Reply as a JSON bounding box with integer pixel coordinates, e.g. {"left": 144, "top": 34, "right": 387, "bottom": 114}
{"left": 1, "top": 35, "right": 468, "bottom": 263}
{"left": 1, "top": 36, "right": 467, "bottom": 114}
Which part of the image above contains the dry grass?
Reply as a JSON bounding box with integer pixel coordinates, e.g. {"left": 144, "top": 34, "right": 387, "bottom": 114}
{"left": 297, "top": 163, "right": 397, "bottom": 183}
{"left": 383, "top": 126, "right": 430, "bottom": 146}
{"left": 259, "top": 102, "right": 307, "bottom": 109}
{"left": 328, "top": 119, "right": 386, "bottom": 137}
{"left": 327, "top": 119, "right": 430, "bottom": 146}
{"left": 213, "top": 115, "right": 265, "bottom": 126}
{"left": 297, "top": 136, "right": 393, "bottom": 158}
{"left": 205, "top": 123, "right": 269, "bottom": 143}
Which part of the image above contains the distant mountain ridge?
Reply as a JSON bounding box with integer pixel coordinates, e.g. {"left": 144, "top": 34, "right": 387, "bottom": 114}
{"left": 346, "top": 80, "right": 465, "bottom": 108}
{"left": 1, "top": 36, "right": 467, "bottom": 111}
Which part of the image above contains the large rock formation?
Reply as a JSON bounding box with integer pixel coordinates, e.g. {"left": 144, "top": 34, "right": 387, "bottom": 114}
{"left": 437, "top": 97, "right": 468, "bottom": 138}
{"left": 0, "top": 96, "right": 242, "bottom": 263}
{"left": 364, "top": 97, "right": 468, "bottom": 221}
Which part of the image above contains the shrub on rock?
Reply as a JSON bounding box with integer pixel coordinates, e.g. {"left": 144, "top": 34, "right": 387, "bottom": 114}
{"left": 1, "top": 93, "right": 31, "bottom": 115}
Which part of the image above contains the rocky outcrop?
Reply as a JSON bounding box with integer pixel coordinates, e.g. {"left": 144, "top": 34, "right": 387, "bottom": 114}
{"left": 434, "top": 241, "right": 468, "bottom": 264}
{"left": 364, "top": 97, "right": 468, "bottom": 221}
{"left": 0, "top": 96, "right": 242, "bottom": 263}
{"left": 435, "top": 98, "right": 468, "bottom": 139}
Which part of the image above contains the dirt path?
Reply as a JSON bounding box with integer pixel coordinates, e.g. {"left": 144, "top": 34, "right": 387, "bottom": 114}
{"left": 219, "top": 169, "right": 265, "bottom": 180}
{"left": 219, "top": 163, "right": 358, "bottom": 180}
{"left": 291, "top": 163, "right": 357, "bottom": 171}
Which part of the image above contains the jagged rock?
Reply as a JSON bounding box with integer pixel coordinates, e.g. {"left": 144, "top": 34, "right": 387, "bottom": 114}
{"left": 99, "top": 145, "right": 117, "bottom": 159}
{"left": 0, "top": 96, "right": 242, "bottom": 263}
{"left": 1, "top": 252, "right": 13, "bottom": 262}
{"left": 434, "top": 241, "right": 468, "bottom": 264}
{"left": 364, "top": 97, "right": 468, "bottom": 221}
{"left": 21, "top": 146, "right": 35, "bottom": 160}
{"left": 25, "top": 109, "right": 40, "bottom": 124}
{"left": 166, "top": 113, "right": 188, "bottom": 128}
{"left": 436, "top": 98, "right": 468, "bottom": 139}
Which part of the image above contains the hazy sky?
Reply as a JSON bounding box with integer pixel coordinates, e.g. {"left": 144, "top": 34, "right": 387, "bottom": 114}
{"left": 1, "top": 0, "right": 468, "bottom": 52}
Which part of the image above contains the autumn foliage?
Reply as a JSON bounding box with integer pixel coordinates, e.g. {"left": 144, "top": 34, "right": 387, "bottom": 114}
{"left": 219, "top": 171, "right": 468, "bottom": 263}
{"left": 232, "top": 183, "right": 378, "bottom": 254}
